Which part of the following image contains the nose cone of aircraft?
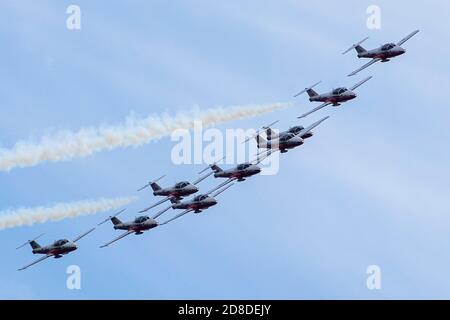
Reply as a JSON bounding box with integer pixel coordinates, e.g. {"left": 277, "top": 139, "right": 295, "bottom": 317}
{"left": 292, "top": 137, "right": 304, "bottom": 146}
{"left": 250, "top": 165, "right": 261, "bottom": 174}
{"left": 348, "top": 91, "right": 357, "bottom": 99}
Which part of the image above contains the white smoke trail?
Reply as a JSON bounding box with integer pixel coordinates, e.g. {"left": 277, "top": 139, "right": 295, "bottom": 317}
{"left": 0, "top": 102, "right": 290, "bottom": 171}
{"left": 0, "top": 196, "right": 137, "bottom": 230}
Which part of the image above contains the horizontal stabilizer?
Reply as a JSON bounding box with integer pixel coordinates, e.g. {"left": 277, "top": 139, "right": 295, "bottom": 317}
{"left": 397, "top": 30, "right": 419, "bottom": 46}
{"left": 16, "top": 233, "right": 45, "bottom": 250}
{"left": 293, "top": 81, "right": 322, "bottom": 98}
{"left": 98, "top": 208, "right": 126, "bottom": 226}
{"left": 342, "top": 37, "right": 369, "bottom": 54}
{"left": 137, "top": 175, "right": 166, "bottom": 191}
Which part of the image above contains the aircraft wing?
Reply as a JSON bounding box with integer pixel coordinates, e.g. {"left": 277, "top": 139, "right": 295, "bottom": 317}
{"left": 18, "top": 254, "right": 53, "bottom": 271}
{"left": 205, "top": 179, "right": 235, "bottom": 196}
{"left": 297, "top": 102, "right": 331, "bottom": 119}
{"left": 100, "top": 230, "right": 135, "bottom": 248}
{"left": 397, "top": 30, "right": 419, "bottom": 46}
{"left": 72, "top": 227, "right": 96, "bottom": 243}
{"left": 253, "top": 149, "right": 275, "bottom": 164}
{"left": 348, "top": 59, "right": 380, "bottom": 77}
{"left": 295, "top": 116, "right": 330, "bottom": 137}
{"left": 211, "top": 183, "right": 234, "bottom": 198}
{"left": 151, "top": 204, "right": 173, "bottom": 219}
{"left": 214, "top": 178, "right": 235, "bottom": 191}
{"left": 255, "top": 148, "right": 280, "bottom": 159}
{"left": 159, "top": 209, "right": 194, "bottom": 225}
{"left": 139, "top": 197, "right": 171, "bottom": 213}
{"left": 350, "top": 76, "right": 373, "bottom": 91}
{"left": 193, "top": 171, "right": 214, "bottom": 185}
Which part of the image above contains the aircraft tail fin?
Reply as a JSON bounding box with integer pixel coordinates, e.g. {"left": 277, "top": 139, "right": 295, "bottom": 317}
{"left": 111, "top": 217, "right": 122, "bottom": 226}
{"left": 169, "top": 198, "right": 180, "bottom": 204}
{"left": 306, "top": 88, "right": 318, "bottom": 98}
{"left": 16, "top": 233, "right": 45, "bottom": 250}
{"left": 255, "top": 135, "right": 268, "bottom": 148}
{"left": 198, "top": 156, "right": 225, "bottom": 175}
{"left": 354, "top": 45, "right": 367, "bottom": 54}
{"left": 210, "top": 164, "right": 223, "bottom": 173}
{"left": 342, "top": 37, "right": 369, "bottom": 55}
{"left": 265, "top": 128, "right": 273, "bottom": 139}
{"left": 137, "top": 175, "right": 165, "bottom": 192}
{"left": 29, "top": 241, "right": 41, "bottom": 250}
{"left": 150, "top": 182, "right": 162, "bottom": 192}
{"left": 294, "top": 81, "right": 321, "bottom": 98}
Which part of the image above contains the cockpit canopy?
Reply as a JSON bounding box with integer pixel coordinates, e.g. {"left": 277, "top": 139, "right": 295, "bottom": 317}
{"left": 289, "top": 126, "right": 304, "bottom": 134}
{"left": 280, "top": 133, "right": 295, "bottom": 142}
{"left": 54, "top": 239, "right": 69, "bottom": 246}
{"left": 135, "top": 216, "right": 149, "bottom": 223}
{"left": 237, "top": 163, "right": 252, "bottom": 170}
{"left": 332, "top": 87, "right": 347, "bottom": 95}
{"left": 194, "top": 194, "right": 208, "bottom": 202}
{"left": 175, "top": 181, "right": 190, "bottom": 189}
{"left": 381, "top": 43, "right": 396, "bottom": 51}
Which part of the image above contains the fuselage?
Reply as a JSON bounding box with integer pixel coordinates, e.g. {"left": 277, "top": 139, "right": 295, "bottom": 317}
{"left": 153, "top": 183, "right": 198, "bottom": 198}
{"left": 358, "top": 43, "right": 406, "bottom": 60}
{"left": 214, "top": 164, "right": 261, "bottom": 180}
{"left": 32, "top": 240, "right": 78, "bottom": 257}
{"left": 262, "top": 135, "right": 304, "bottom": 152}
{"left": 173, "top": 195, "right": 217, "bottom": 212}
{"left": 310, "top": 89, "right": 357, "bottom": 105}
{"left": 114, "top": 216, "right": 158, "bottom": 232}
{"left": 267, "top": 127, "right": 313, "bottom": 141}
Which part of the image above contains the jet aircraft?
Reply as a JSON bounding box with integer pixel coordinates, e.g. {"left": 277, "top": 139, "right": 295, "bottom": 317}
{"left": 17, "top": 228, "right": 95, "bottom": 271}
{"left": 294, "top": 77, "right": 372, "bottom": 118}
{"left": 99, "top": 209, "right": 159, "bottom": 248}
{"left": 343, "top": 30, "right": 419, "bottom": 76}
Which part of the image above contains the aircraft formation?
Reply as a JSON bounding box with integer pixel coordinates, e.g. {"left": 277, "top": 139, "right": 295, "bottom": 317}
{"left": 16, "top": 30, "right": 419, "bottom": 270}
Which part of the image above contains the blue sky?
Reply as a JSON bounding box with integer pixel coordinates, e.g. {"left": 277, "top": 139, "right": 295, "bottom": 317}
{"left": 0, "top": 0, "right": 449, "bottom": 299}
